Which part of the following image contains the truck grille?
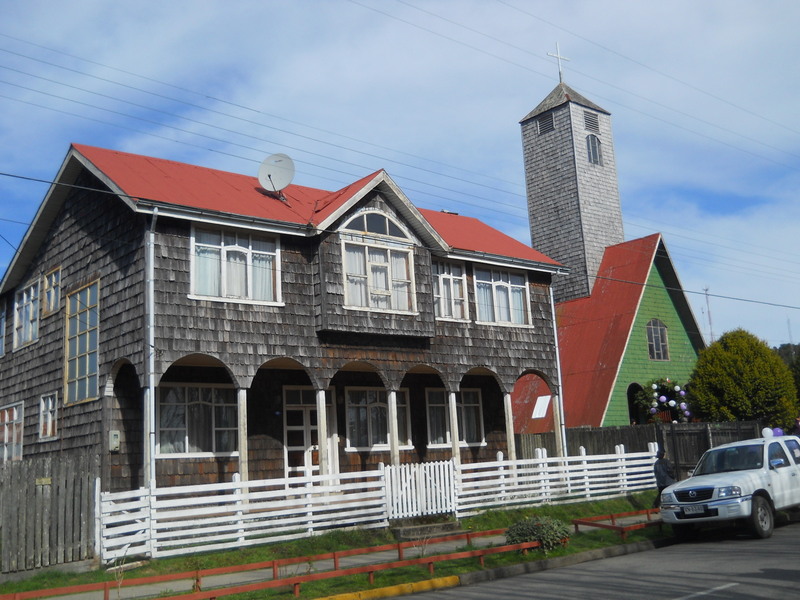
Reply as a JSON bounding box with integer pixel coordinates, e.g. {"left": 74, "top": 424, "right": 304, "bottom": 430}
{"left": 675, "top": 488, "right": 714, "bottom": 502}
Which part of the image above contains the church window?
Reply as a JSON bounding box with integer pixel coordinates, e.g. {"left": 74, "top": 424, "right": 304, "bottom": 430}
{"left": 586, "top": 134, "right": 603, "bottom": 165}
{"left": 584, "top": 111, "right": 600, "bottom": 132}
{"left": 537, "top": 113, "right": 554, "bottom": 134}
{"left": 646, "top": 319, "right": 670, "bottom": 361}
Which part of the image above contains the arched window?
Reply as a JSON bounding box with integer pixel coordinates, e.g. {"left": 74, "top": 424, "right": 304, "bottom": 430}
{"left": 340, "top": 211, "right": 415, "bottom": 312}
{"left": 586, "top": 134, "right": 603, "bottom": 165}
{"left": 646, "top": 319, "right": 669, "bottom": 361}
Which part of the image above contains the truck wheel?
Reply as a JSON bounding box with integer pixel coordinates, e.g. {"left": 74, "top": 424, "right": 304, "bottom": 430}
{"left": 750, "top": 496, "right": 774, "bottom": 538}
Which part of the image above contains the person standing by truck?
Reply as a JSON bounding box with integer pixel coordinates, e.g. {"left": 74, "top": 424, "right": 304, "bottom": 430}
{"left": 653, "top": 448, "right": 676, "bottom": 508}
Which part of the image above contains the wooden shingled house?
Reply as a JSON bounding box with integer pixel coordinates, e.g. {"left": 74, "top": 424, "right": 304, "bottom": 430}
{"left": 0, "top": 144, "right": 567, "bottom": 493}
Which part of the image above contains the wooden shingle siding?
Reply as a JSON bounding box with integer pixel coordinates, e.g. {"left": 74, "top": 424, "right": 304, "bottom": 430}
{"left": 0, "top": 172, "right": 145, "bottom": 481}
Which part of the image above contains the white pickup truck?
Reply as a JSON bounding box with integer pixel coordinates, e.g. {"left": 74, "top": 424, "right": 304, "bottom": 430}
{"left": 659, "top": 434, "right": 800, "bottom": 539}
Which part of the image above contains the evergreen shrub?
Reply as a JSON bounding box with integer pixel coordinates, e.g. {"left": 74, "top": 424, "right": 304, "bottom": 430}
{"left": 505, "top": 515, "right": 570, "bottom": 555}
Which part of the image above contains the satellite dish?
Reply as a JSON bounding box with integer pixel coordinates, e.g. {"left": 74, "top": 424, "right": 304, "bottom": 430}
{"left": 258, "top": 153, "right": 295, "bottom": 193}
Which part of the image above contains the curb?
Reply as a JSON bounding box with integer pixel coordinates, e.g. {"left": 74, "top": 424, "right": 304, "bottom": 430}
{"left": 315, "top": 539, "right": 674, "bottom": 600}
{"left": 316, "top": 576, "right": 461, "bottom": 600}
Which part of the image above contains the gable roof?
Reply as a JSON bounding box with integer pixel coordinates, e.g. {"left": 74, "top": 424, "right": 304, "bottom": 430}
{"left": 1, "top": 144, "right": 563, "bottom": 293}
{"left": 555, "top": 234, "right": 661, "bottom": 429}
{"left": 520, "top": 82, "right": 609, "bottom": 123}
{"left": 550, "top": 233, "right": 705, "bottom": 429}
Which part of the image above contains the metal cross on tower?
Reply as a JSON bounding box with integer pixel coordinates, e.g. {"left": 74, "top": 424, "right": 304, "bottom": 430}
{"left": 547, "top": 43, "right": 570, "bottom": 83}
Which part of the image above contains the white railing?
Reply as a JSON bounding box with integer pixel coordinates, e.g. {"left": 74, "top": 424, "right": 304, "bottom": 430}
{"left": 98, "top": 469, "right": 388, "bottom": 563}
{"left": 98, "top": 444, "right": 657, "bottom": 563}
{"left": 455, "top": 444, "right": 658, "bottom": 517}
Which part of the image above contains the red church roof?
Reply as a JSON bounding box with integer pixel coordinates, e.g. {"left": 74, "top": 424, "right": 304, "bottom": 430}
{"left": 524, "top": 234, "right": 661, "bottom": 433}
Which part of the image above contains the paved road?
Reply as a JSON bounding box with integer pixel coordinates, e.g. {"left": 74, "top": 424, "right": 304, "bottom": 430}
{"left": 407, "top": 521, "right": 800, "bottom": 599}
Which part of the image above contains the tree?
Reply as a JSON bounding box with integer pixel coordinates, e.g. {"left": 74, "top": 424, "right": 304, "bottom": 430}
{"left": 689, "top": 329, "right": 798, "bottom": 429}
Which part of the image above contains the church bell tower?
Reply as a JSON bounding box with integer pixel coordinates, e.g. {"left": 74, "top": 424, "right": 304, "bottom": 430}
{"left": 520, "top": 82, "right": 624, "bottom": 303}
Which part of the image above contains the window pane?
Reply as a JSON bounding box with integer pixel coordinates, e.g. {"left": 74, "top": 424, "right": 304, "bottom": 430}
{"left": 370, "top": 404, "right": 388, "bottom": 445}
{"left": 511, "top": 287, "right": 527, "bottom": 324}
{"left": 215, "top": 430, "right": 236, "bottom": 452}
{"left": 226, "top": 251, "right": 247, "bottom": 298}
{"left": 429, "top": 405, "right": 447, "bottom": 444}
{"left": 252, "top": 254, "right": 274, "bottom": 301}
{"left": 160, "top": 403, "right": 185, "bottom": 428}
{"left": 366, "top": 213, "right": 387, "bottom": 235}
{"left": 196, "top": 247, "right": 221, "bottom": 296}
{"left": 477, "top": 282, "right": 494, "bottom": 321}
{"left": 188, "top": 402, "right": 212, "bottom": 452}
{"left": 160, "top": 430, "right": 185, "bottom": 454}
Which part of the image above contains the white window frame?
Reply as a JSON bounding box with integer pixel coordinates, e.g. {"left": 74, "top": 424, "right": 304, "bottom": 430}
{"left": 587, "top": 134, "right": 603, "bottom": 165}
{"left": 341, "top": 211, "right": 417, "bottom": 314}
{"left": 1, "top": 401, "right": 24, "bottom": 463}
{"left": 647, "top": 319, "right": 670, "bottom": 361}
{"left": 39, "top": 393, "right": 58, "bottom": 440}
{"left": 432, "top": 261, "right": 468, "bottom": 320}
{"left": 14, "top": 279, "right": 40, "bottom": 349}
{"left": 425, "top": 389, "right": 485, "bottom": 448}
{"left": 42, "top": 268, "right": 61, "bottom": 316}
{"left": 156, "top": 384, "right": 239, "bottom": 458}
{"left": 474, "top": 267, "right": 531, "bottom": 325}
{"left": 65, "top": 281, "right": 100, "bottom": 405}
{"left": 344, "top": 387, "right": 410, "bottom": 451}
{"left": 190, "top": 226, "right": 282, "bottom": 305}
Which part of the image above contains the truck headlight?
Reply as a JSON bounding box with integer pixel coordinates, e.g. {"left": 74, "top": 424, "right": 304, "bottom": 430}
{"left": 661, "top": 491, "right": 676, "bottom": 504}
{"left": 717, "top": 486, "right": 742, "bottom": 498}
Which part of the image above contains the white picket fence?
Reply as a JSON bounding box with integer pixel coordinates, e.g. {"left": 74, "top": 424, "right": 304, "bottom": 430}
{"left": 97, "top": 444, "right": 657, "bottom": 563}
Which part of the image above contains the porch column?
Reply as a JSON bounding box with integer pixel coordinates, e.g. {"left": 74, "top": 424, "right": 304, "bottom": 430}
{"left": 448, "top": 391, "right": 461, "bottom": 467}
{"left": 503, "top": 392, "right": 518, "bottom": 462}
{"left": 387, "top": 390, "right": 400, "bottom": 466}
{"left": 316, "top": 389, "right": 330, "bottom": 475}
{"left": 237, "top": 388, "right": 249, "bottom": 482}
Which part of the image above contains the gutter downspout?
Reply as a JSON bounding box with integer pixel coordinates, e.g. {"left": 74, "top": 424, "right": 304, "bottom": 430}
{"left": 145, "top": 208, "right": 158, "bottom": 489}
{"left": 550, "top": 286, "right": 567, "bottom": 458}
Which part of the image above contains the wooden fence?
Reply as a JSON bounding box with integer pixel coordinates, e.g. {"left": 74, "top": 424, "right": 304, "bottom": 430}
{"left": 0, "top": 450, "right": 99, "bottom": 574}
{"left": 98, "top": 445, "right": 657, "bottom": 563}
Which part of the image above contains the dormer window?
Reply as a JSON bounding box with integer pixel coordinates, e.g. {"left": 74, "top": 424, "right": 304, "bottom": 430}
{"left": 341, "top": 211, "right": 416, "bottom": 313}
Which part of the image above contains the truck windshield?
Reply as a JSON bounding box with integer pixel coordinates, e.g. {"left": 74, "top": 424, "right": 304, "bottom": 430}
{"left": 694, "top": 444, "right": 763, "bottom": 475}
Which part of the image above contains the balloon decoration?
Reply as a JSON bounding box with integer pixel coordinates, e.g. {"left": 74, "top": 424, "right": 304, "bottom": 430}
{"left": 638, "top": 378, "right": 691, "bottom": 423}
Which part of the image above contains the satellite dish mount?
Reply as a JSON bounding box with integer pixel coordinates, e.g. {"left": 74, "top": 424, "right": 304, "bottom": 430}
{"left": 257, "top": 153, "right": 295, "bottom": 200}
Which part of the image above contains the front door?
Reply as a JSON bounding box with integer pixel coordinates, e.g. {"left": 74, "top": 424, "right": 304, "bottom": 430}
{"left": 284, "top": 387, "right": 336, "bottom": 479}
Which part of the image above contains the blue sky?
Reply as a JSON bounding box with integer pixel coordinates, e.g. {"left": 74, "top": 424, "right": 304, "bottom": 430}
{"left": 2, "top": 1, "right": 799, "bottom": 348}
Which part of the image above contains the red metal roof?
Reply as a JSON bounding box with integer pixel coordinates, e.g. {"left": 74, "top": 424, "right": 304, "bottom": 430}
{"left": 418, "top": 208, "right": 561, "bottom": 266}
{"left": 73, "top": 144, "right": 379, "bottom": 227}
{"left": 72, "top": 144, "right": 560, "bottom": 267}
{"left": 523, "top": 233, "right": 661, "bottom": 433}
